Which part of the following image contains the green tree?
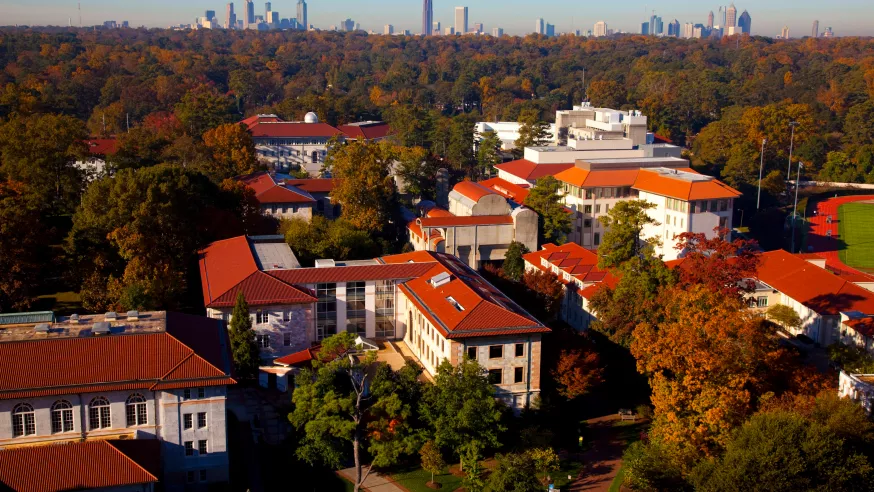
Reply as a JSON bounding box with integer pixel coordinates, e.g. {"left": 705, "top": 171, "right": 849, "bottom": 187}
{"left": 513, "top": 109, "right": 551, "bottom": 159}
{"left": 721, "top": 141, "right": 760, "bottom": 188}
{"left": 819, "top": 151, "right": 859, "bottom": 183}
{"left": 475, "top": 130, "right": 502, "bottom": 179}
{"left": 597, "top": 199, "right": 659, "bottom": 270}
{"left": 393, "top": 145, "right": 438, "bottom": 200}
{"left": 0, "top": 180, "right": 45, "bottom": 311}
{"left": 282, "top": 216, "right": 379, "bottom": 266}
{"left": 622, "top": 440, "right": 691, "bottom": 492}
{"left": 446, "top": 115, "right": 475, "bottom": 175}
{"left": 766, "top": 304, "right": 802, "bottom": 331}
{"left": 327, "top": 140, "right": 399, "bottom": 234}
{"left": 419, "top": 440, "right": 446, "bottom": 486}
{"left": 843, "top": 100, "right": 874, "bottom": 147}
{"left": 525, "top": 176, "right": 571, "bottom": 245}
{"left": 760, "top": 169, "right": 786, "bottom": 197}
{"left": 229, "top": 291, "right": 260, "bottom": 378}
{"left": 174, "top": 84, "right": 235, "bottom": 137}
{"left": 528, "top": 448, "right": 561, "bottom": 485}
{"left": 421, "top": 359, "right": 505, "bottom": 470}
{"left": 488, "top": 452, "right": 543, "bottom": 492}
{"left": 503, "top": 241, "right": 530, "bottom": 282}
{"left": 289, "top": 333, "right": 421, "bottom": 492}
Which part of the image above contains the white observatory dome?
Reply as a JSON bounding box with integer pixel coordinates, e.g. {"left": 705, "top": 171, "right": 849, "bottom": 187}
{"left": 304, "top": 112, "right": 319, "bottom": 124}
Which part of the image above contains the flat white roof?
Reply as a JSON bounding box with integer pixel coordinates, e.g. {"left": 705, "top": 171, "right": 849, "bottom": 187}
{"left": 253, "top": 242, "right": 301, "bottom": 270}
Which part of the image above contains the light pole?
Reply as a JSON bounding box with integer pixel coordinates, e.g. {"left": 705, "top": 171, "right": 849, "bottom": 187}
{"left": 757, "top": 138, "right": 766, "bottom": 209}
{"left": 791, "top": 162, "right": 803, "bottom": 253}
{"left": 787, "top": 121, "right": 799, "bottom": 180}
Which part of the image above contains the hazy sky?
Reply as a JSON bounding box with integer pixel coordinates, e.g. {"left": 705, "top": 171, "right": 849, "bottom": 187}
{"left": 3, "top": 0, "right": 873, "bottom": 36}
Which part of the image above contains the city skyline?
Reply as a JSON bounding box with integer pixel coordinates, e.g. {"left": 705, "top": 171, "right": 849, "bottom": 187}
{"left": 2, "top": 0, "right": 871, "bottom": 36}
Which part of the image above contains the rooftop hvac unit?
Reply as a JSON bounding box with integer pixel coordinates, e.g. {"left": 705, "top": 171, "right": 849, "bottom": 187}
{"left": 92, "top": 322, "right": 111, "bottom": 334}
{"left": 104, "top": 312, "right": 118, "bottom": 321}
{"left": 69, "top": 314, "right": 80, "bottom": 324}
{"left": 315, "top": 259, "right": 336, "bottom": 268}
{"left": 34, "top": 323, "right": 50, "bottom": 333}
{"left": 429, "top": 272, "right": 451, "bottom": 288}
{"left": 126, "top": 310, "right": 139, "bottom": 321}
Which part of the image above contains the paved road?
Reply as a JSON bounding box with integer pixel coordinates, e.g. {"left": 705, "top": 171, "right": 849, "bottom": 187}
{"left": 569, "top": 415, "right": 626, "bottom": 492}
{"left": 338, "top": 467, "right": 407, "bottom": 492}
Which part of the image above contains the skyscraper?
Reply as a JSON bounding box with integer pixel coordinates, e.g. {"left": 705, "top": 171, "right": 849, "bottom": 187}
{"left": 492, "top": 27, "right": 503, "bottom": 37}
{"left": 812, "top": 20, "right": 819, "bottom": 38}
{"left": 707, "top": 11, "right": 714, "bottom": 29}
{"left": 225, "top": 3, "right": 236, "bottom": 29}
{"left": 422, "top": 0, "right": 433, "bottom": 35}
{"left": 726, "top": 3, "right": 737, "bottom": 28}
{"left": 264, "top": 2, "right": 270, "bottom": 20}
{"left": 669, "top": 19, "right": 680, "bottom": 37}
{"left": 594, "top": 21, "right": 607, "bottom": 37}
{"left": 546, "top": 23, "right": 554, "bottom": 37}
{"left": 780, "top": 25, "right": 790, "bottom": 39}
{"left": 473, "top": 22, "right": 483, "bottom": 34}
{"left": 718, "top": 6, "right": 726, "bottom": 27}
{"left": 297, "top": 0, "right": 307, "bottom": 30}
{"left": 434, "top": 21, "right": 441, "bottom": 34}
{"left": 536, "top": 18, "right": 544, "bottom": 35}
{"left": 738, "top": 10, "right": 751, "bottom": 34}
{"left": 245, "top": 0, "right": 255, "bottom": 28}
{"left": 385, "top": 24, "right": 394, "bottom": 35}
{"left": 455, "top": 7, "right": 468, "bottom": 36}
{"left": 682, "top": 22, "right": 694, "bottom": 38}
{"left": 641, "top": 21, "right": 649, "bottom": 35}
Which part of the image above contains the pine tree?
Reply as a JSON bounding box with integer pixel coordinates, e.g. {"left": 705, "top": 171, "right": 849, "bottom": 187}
{"left": 502, "top": 241, "right": 530, "bottom": 282}
{"left": 229, "top": 291, "right": 260, "bottom": 378}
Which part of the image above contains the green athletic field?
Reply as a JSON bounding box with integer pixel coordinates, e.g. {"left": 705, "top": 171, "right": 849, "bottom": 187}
{"left": 839, "top": 201, "right": 874, "bottom": 271}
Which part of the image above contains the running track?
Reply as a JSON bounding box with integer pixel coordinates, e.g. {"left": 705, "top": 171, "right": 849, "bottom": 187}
{"left": 808, "top": 195, "right": 874, "bottom": 283}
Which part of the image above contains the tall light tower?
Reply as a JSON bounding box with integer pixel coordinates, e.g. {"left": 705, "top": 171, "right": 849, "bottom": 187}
{"left": 791, "top": 162, "right": 803, "bottom": 253}
{"left": 757, "top": 138, "right": 766, "bottom": 209}
{"left": 786, "top": 121, "right": 799, "bottom": 180}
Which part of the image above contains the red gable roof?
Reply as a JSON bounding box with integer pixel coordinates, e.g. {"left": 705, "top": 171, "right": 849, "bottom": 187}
{"left": 285, "top": 178, "right": 339, "bottom": 194}
{"left": 417, "top": 216, "right": 515, "bottom": 227}
{"left": 495, "top": 160, "right": 575, "bottom": 181}
{"left": 0, "top": 314, "right": 234, "bottom": 400}
{"left": 269, "top": 263, "right": 435, "bottom": 285}
{"left": 0, "top": 440, "right": 159, "bottom": 492}
{"left": 523, "top": 243, "right": 614, "bottom": 285}
{"left": 207, "top": 271, "right": 317, "bottom": 308}
{"left": 479, "top": 177, "right": 530, "bottom": 205}
{"left": 633, "top": 168, "right": 741, "bottom": 201}
{"left": 199, "top": 236, "right": 260, "bottom": 307}
{"left": 249, "top": 122, "right": 343, "bottom": 139}
{"left": 338, "top": 122, "right": 392, "bottom": 141}
{"left": 241, "top": 114, "right": 284, "bottom": 130}
{"left": 381, "top": 251, "right": 549, "bottom": 339}
{"left": 239, "top": 172, "right": 315, "bottom": 204}
{"left": 83, "top": 138, "right": 118, "bottom": 156}
{"left": 756, "top": 250, "right": 874, "bottom": 316}
{"left": 452, "top": 181, "right": 498, "bottom": 202}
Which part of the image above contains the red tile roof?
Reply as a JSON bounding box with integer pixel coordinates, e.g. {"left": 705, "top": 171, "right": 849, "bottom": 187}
{"left": 416, "top": 216, "right": 515, "bottom": 227}
{"left": 0, "top": 314, "right": 234, "bottom": 400}
{"left": 241, "top": 114, "right": 285, "bottom": 130}
{"left": 756, "top": 250, "right": 874, "bottom": 316}
{"left": 845, "top": 317, "right": 874, "bottom": 338}
{"left": 83, "top": 138, "right": 118, "bottom": 156}
{"left": 425, "top": 207, "right": 454, "bottom": 218}
{"left": 633, "top": 169, "right": 741, "bottom": 201}
{"left": 0, "top": 440, "right": 159, "bottom": 492}
{"left": 199, "top": 236, "right": 260, "bottom": 307}
{"left": 452, "top": 181, "right": 498, "bottom": 202}
{"left": 494, "top": 160, "right": 575, "bottom": 181}
{"left": 240, "top": 172, "right": 315, "bottom": 204}
{"left": 249, "top": 122, "right": 343, "bottom": 139}
{"left": 381, "top": 251, "right": 549, "bottom": 339}
{"left": 523, "top": 243, "right": 614, "bottom": 285}
{"left": 207, "top": 271, "right": 317, "bottom": 308}
{"left": 284, "top": 178, "right": 339, "bottom": 194}
{"left": 269, "top": 263, "right": 435, "bottom": 285}
{"left": 274, "top": 346, "right": 322, "bottom": 366}
{"left": 555, "top": 167, "right": 648, "bottom": 188}
{"left": 479, "top": 177, "right": 530, "bottom": 205}
{"left": 338, "top": 122, "right": 392, "bottom": 141}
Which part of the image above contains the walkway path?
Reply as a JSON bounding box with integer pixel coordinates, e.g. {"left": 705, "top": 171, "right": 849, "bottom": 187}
{"left": 338, "top": 468, "right": 407, "bottom": 492}
{"left": 807, "top": 195, "right": 874, "bottom": 282}
{"left": 568, "top": 415, "right": 628, "bottom": 492}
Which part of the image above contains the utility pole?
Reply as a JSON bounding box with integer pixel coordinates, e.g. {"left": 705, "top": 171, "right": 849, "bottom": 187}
{"left": 126, "top": 113, "right": 130, "bottom": 133}
{"left": 791, "top": 162, "right": 803, "bottom": 253}
{"left": 757, "top": 138, "right": 766, "bottom": 209}
{"left": 787, "top": 121, "right": 799, "bottom": 180}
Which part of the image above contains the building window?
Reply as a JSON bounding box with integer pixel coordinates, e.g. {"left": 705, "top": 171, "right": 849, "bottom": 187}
{"left": 489, "top": 345, "right": 503, "bottom": 359}
{"left": 183, "top": 389, "right": 191, "bottom": 400}
{"left": 257, "top": 311, "right": 270, "bottom": 324}
{"left": 467, "top": 347, "right": 477, "bottom": 360}
{"left": 88, "top": 397, "right": 111, "bottom": 430}
{"left": 184, "top": 413, "right": 193, "bottom": 430}
{"left": 126, "top": 394, "right": 147, "bottom": 427}
{"left": 199, "top": 470, "right": 208, "bottom": 482}
{"left": 514, "top": 367, "right": 524, "bottom": 383}
{"left": 515, "top": 343, "right": 524, "bottom": 357}
{"left": 757, "top": 297, "right": 769, "bottom": 308}
{"left": 12, "top": 403, "right": 36, "bottom": 437}
{"left": 185, "top": 441, "right": 194, "bottom": 456}
{"left": 583, "top": 219, "right": 592, "bottom": 228}
{"left": 198, "top": 440, "right": 208, "bottom": 455}
{"left": 283, "top": 332, "right": 292, "bottom": 346}
{"left": 198, "top": 387, "right": 205, "bottom": 399}
{"left": 198, "top": 412, "right": 207, "bottom": 428}
{"left": 257, "top": 334, "right": 270, "bottom": 348}
{"left": 316, "top": 283, "right": 337, "bottom": 341}
{"left": 187, "top": 471, "right": 196, "bottom": 484}
{"left": 594, "top": 233, "right": 601, "bottom": 246}
{"left": 51, "top": 400, "right": 74, "bottom": 434}
{"left": 583, "top": 205, "right": 592, "bottom": 214}
{"left": 346, "top": 281, "right": 367, "bottom": 335}
{"left": 594, "top": 205, "right": 601, "bottom": 214}
{"left": 376, "top": 280, "right": 396, "bottom": 338}
{"left": 488, "top": 369, "right": 503, "bottom": 385}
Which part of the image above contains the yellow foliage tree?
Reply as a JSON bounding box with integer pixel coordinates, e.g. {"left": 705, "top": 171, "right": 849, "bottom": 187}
{"left": 327, "top": 140, "right": 399, "bottom": 234}
{"left": 202, "top": 123, "right": 259, "bottom": 180}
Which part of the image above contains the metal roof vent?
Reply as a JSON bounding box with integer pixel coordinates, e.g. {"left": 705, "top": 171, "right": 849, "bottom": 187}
{"left": 69, "top": 314, "right": 80, "bottom": 324}
{"left": 104, "top": 312, "right": 118, "bottom": 321}
{"left": 34, "top": 323, "right": 50, "bottom": 333}
{"left": 92, "top": 322, "right": 111, "bottom": 335}
{"left": 126, "top": 310, "right": 139, "bottom": 321}
{"left": 429, "top": 272, "right": 451, "bottom": 288}
{"left": 315, "top": 259, "right": 336, "bottom": 268}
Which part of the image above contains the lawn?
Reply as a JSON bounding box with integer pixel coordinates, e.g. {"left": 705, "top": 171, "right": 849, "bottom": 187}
{"left": 839, "top": 202, "right": 874, "bottom": 271}
{"left": 391, "top": 467, "right": 464, "bottom": 492}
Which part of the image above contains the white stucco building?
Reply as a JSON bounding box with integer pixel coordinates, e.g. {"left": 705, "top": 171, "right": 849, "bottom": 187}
{"left": 242, "top": 113, "right": 344, "bottom": 176}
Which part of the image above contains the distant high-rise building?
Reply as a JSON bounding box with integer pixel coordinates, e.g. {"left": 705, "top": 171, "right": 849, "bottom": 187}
{"left": 668, "top": 19, "right": 680, "bottom": 37}
{"left": 536, "top": 18, "right": 544, "bottom": 35}
{"left": 444, "top": 26, "right": 454, "bottom": 35}
{"left": 422, "top": 0, "right": 433, "bottom": 35}
{"left": 593, "top": 21, "right": 607, "bottom": 37}
{"left": 718, "top": 6, "right": 726, "bottom": 27}
{"left": 682, "top": 22, "right": 694, "bottom": 38}
{"left": 726, "top": 3, "right": 737, "bottom": 28}
{"left": 707, "top": 11, "right": 714, "bottom": 29}
{"left": 434, "top": 21, "right": 441, "bottom": 34}
{"left": 385, "top": 24, "right": 394, "bottom": 35}
{"left": 546, "top": 23, "right": 555, "bottom": 37}
{"left": 341, "top": 18, "right": 354, "bottom": 31}
{"left": 297, "top": 0, "right": 307, "bottom": 30}
{"left": 225, "top": 3, "right": 236, "bottom": 29}
{"left": 648, "top": 14, "right": 662, "bottom": 36}
{"left": 245, "top": 0, "right": 255, "bottom": 28}
{"left": 492, "top": 27, "right": 503, "bottom": 37}
{"left": 473, "top": 22, "right": 483, "bottom": 34}
{"left": 812, "top": 20, "right": 819, "bottom": 38}
{"left": 738, "top": 10, "right": 751, "bottom": 34}
{"left": 641, "top": 21, "right": 649, "bottom": 35}
{"left": 454, "top": 7, "right": 468, "bottom": 36}
{"left": 822, "top": 26, "right": 834, "bottom": 37}
{"left": 780, "top": 25, "right": 790, "bottom": 39}
{"left": 205, "top": 10, "right": 216, "bottom": 21}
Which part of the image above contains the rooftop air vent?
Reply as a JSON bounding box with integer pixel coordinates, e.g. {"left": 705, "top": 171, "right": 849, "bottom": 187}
{"left": 92, "top": 322, "right": 111, "bottom": 335}
{"left": 445, "top": 296, "right": 464, "bottom": 312}
{"left": 104, "top": 312, "right": 118, "bottom": 321}
{"left": 315, "top": 259, "right": 336, "bottom": 268}
{"left": 430, "top": 272, "right": 451, "bottom": 288}
{"left": 126, "top": 310, "right": 139, "bottom": 321}
{"left": 34, "top": 323, "right": 50, "bottom": 333}
{"left": 69, "top": 314, "right": 80, "bottom": 324}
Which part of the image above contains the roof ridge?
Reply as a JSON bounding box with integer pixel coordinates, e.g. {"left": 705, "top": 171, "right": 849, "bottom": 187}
{"left": 105, "top": 441, "right": 159, "bottom": 482}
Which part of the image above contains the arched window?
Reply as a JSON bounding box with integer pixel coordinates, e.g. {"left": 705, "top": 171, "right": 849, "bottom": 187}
{"left": 12, "top": 403, "right": 35, "bottom": 437}
{"left": 88, "top": 397, "right": 111, "bottom": 430}
{"left": 51, "top": 400, "right": 74, "bottom": 433}
{"left": 125, "top": 394, "right": 147, "bottom": 427}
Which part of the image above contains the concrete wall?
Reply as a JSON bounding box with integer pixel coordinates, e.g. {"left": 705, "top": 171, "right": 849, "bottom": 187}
{"left": 512, "top": 208, "right": 539, "bottom": 252}
{"left": 208, "top": 304, "right": 313, "bottom": 360}
{"left": 261, "top": 203, "right": 314, "bottom": 222}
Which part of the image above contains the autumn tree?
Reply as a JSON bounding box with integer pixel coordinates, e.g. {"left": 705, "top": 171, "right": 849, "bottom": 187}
{"left": 513, "top": 109, "right": 551, "bottom": 159}
{"left": 597, "top": 199, "right": 659, "bottom": 270}
{"left": 201, "top": 123, "right": 259, "bottom": 180}
{"left": 327, "top": 140, "right": 399, "bottom": 235}
{"left": 419, "top": 440, "right": 446, "bottom": 486}
{"left": 587, "top": 80, "right": 626, "bottom": 109}
{"left": 174, "top": 84, "right": 235, "bottom": 136}
{"left": 521, "top": 269, "right": 565, "bottom": 322}
{"left": 290, "top": 333, "right": 422, "bottom": 492}
{"left": 552, "top": 343, "right": 603, "bottom": 400}
{"left": 528, "top": 448, "right": 562, "bottom": 486}
{"left": 502, "top": 241, "right": 530, "bottom": 282}
{"left": 0, "top": 180, "right": 45, "bottom": 311}
{"left": 229, "top": 291, "right": 260, "bottom": 378}
{"left": 525, "top": 176, "right": 571, "bottom": 245}
{"left": 766, "top": 304, "right": 802, "bottom": 331}
{"left": 673, "top": 229, "right": 760, "bottom": 296}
